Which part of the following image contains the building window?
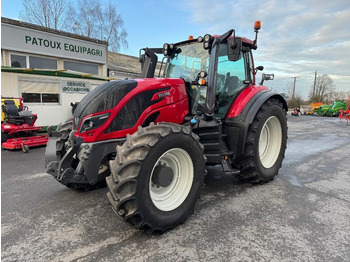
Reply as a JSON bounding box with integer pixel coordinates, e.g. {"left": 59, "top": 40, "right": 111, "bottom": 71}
{"left": 22, "top": 93, "right": 41, "bottom": 103}
{"left": 11, "top": 54, "right": 27, "bottom": 68}
{"left": 64, "top": 60, "right": 99, "bottom": 75}
{"left": 22, "top": 92, "right": 59, "bottom": 103}
{"left": 29, "top": 56, "right": 57, "bottom": 69}
{"left": 42, "top": 93, "right": 59, "bottom": 103}
{"left": 19, "top": 79, "right": 60, "bottom": 104}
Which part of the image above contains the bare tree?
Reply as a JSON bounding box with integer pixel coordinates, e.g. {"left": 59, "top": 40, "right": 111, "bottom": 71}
{"left": 284, "top": 81, "right": 294, "bottom": 99}
{"left": 51, "top": 0, "right": 68, "bottom": 29}
{"left": 20, "top": 0, "right": 127, "bottom": 51}
{"left": 327, "top": 90, "right": 350, "bottom": 102}
{"left": 287, "top": 95, "right": 304, "bottom": 109}
{"left": 20, "top": 0, "right": 68, "bottom": 29}
{"left": 96, "top": 1, "right": 128, "bottom": 52}
{"left": 68, "top": 0, "right": 97, "bottom": 37}
{"left": 284, "top": 82, "right": 304, "bottom": 108}
{"left": 309, "top": 74, "right": 335, "bottom": 103}
{"left": 69, "top": 0, "right": 128, "bottom": 51}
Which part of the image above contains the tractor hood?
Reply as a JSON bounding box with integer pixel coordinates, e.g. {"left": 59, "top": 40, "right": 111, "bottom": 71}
{"left": 73, "top": 78, "right": 188, "bottom": 134}
{"left": 73, "top": 80, "right": 138, "bottom": 129}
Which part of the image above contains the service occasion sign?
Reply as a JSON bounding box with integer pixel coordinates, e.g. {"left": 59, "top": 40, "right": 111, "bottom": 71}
{"left": 1, "top": 23, "right": 106, "bottom": 64}
{"left": 62, "top": 80, "right": 91, "bottom": 93}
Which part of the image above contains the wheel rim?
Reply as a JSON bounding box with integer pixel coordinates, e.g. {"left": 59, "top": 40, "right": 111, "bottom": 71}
{"left": 259, "top": 116, "right": 282, "bottom": 168}
{"left": 149, "top": 148, "right": 194, "bottom": 212}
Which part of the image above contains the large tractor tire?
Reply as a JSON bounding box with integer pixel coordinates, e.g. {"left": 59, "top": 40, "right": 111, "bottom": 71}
{"left": 106, "top": 122, "right": 206, "bottom": 232}
{"left": 237, "top": 98, "right": 287, "bottom": 183}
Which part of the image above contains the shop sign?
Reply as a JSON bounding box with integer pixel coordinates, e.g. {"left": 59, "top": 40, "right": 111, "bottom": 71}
{"left": 24, "top": 36, "right": 103, "bottom": 57}
{"left": 1, "top": 23, "right": 106, "bottom": 63}
{"left": 62, "top": 81, "right": 91, "bottom": 93}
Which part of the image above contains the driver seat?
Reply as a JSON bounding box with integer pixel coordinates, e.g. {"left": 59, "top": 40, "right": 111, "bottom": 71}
{"left": 223, "top": 74, "right": 239, "bottom": 96}
{"left": 2, "top": 100, "right": 34, "bottom": 125}
{"left": 215, "top": 74, "right": 239, "bottom": 118}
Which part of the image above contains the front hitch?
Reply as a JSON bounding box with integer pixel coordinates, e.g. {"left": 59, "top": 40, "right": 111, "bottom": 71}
{"left": 45, "top": 125, "right": 88, "bottom": 189}
{"left": 45, "top": 121, "right": 126, "bottom": 190}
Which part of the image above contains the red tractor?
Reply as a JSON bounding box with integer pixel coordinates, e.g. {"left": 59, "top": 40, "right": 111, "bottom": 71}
{"left": 45, "top": 21, "right": 288, "bottom": 232}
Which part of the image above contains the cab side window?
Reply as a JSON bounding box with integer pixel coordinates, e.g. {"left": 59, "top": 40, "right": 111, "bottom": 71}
{"left": 215, "top": 44, "right": 246, "bottom": 118}
{"left": 244, "top": 51, "right": 254, "bottom": 84}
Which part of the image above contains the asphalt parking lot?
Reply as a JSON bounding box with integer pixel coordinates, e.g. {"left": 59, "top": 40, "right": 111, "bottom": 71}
{"left": 1, "top": 115, "right": 350, "bottom": 262}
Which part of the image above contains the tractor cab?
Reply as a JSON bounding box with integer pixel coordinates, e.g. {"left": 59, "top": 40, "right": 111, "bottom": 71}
{"left": 140, "top": 21, "right": 270, "bottom": 120}
{"left": 162, "top": 38, "right": 252, "bottom": 118}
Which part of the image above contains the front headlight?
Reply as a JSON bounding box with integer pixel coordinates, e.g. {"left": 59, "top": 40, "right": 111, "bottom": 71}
{"left": 80, "top": 113, "right": 110, "bottom": 133}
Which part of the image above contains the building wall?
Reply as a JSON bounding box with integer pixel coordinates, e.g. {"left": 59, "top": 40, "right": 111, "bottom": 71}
{"left": 1, "top": 72, "right": 105, "bottom": 126}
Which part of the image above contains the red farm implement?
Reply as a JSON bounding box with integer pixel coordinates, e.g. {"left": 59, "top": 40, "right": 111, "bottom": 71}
{"left": 1, "top": 97, "right": 48, "bottom": 152}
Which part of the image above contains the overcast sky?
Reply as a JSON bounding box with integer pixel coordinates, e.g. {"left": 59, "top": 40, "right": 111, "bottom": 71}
{"left": 179, "top": 0, "right": 350, "bottom": 98}
{"left": 2, "top": 0, "right": 349, "bottom": 98}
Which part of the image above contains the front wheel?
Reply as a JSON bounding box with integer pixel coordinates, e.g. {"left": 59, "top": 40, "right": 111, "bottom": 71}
{"left": 106, "top": 122, "right": 206, "bottom": 232}
{"left": 237, "top": 98, "right": 287, "bottom": 183}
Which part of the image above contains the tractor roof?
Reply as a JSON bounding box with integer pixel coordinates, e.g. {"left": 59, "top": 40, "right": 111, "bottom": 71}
{"left": 174, "top": 35, "right": 256, "bottom": 49}
{"left": 238, "top": 37, "right": 255, "bottom": 47}
{"left": 213, "top": 35, "right": 256, "bottom": 48}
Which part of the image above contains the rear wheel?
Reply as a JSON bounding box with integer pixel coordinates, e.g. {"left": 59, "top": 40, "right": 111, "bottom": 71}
{"left": 106, "top": 122, "right": 206, "bottom": 232}
{"left": 237, "top": 99, "right": 287, "bottom": 183}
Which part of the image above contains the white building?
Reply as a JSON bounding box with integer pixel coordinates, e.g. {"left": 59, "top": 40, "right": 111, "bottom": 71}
{"left": 1, "top": 17, "right": 110, "bottom": 126}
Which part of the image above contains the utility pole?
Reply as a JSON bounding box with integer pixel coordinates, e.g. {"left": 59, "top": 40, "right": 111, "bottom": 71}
{"left": 291, "top": 76, "right": 298, "bottom": 99}
{"left": 312, "top": 71, "right": 317, "bottom": 100}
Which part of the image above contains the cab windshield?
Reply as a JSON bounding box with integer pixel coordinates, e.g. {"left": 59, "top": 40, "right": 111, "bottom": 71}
{"left": 164, "top": 42, "right": 209, "bottom": 82}
{"left": 163, "top": 41, "right": 247, "bottom": 117}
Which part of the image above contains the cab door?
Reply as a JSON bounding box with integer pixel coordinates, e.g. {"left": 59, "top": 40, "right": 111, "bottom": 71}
{"left": 215, "top": 44, "right": 252, "bottom": 118}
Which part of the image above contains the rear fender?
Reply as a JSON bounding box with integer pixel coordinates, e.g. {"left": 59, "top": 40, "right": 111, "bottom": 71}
{"left": 224, "top": 89, "right": 287, "bottom": 160}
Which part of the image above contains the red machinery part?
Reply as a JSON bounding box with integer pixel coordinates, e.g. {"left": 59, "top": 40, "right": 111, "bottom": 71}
{"left": 339, "top": 109, "right": 350, "bottom": 122}
{"left": 227, "top": 85, "right": 269, "bottom": 118}
{"left": 2, "top": 135, "right": 49, "bottom": 150}
{"left": 2, "top": 122, "right": 41, "bottom": 134}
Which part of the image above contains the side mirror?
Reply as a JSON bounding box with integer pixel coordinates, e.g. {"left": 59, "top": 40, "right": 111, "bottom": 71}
{"left": 254, "top": 66, "right": 264, "bottom": 74}
{"left": 139, "top": 48, "right": 158, "bottom": 78}
{"left": 227, "top": 38, "right": 242, "bottom": 61}
{"left": 260, "top": 73, "right": 274, "bottom": 85}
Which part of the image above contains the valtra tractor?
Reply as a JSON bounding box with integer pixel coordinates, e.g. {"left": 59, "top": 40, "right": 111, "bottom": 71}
{"left": 45, "top": 21, "right": 288, "bottom": 232}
